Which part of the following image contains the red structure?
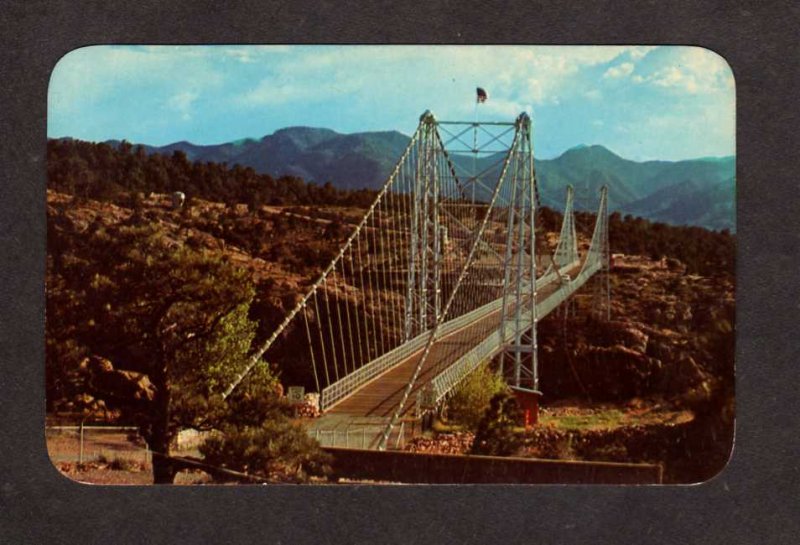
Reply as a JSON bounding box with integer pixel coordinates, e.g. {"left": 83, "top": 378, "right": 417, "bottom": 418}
{"left": 510, "top": 387, "right": 542, "bottom": 428}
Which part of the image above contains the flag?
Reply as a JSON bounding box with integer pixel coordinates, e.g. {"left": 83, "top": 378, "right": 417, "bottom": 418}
{"left": 476, "top": 87, "right": 488, "bottom": 103}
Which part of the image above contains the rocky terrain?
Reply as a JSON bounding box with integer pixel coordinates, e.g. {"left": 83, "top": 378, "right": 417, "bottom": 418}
{"left": 405, "top": 253, "right": 735, "bottom": 483}
{"left": 47, "top": 188, "right": 734, "bottom": 484}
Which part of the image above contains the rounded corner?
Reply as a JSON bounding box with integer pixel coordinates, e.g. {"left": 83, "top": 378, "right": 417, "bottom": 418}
{"left": 43, "top": 440, "right": 95, "bottom": 488}
{"left": 685, "top": 45, "right": 737, "bottom": 94}
{"left": 683, "top": 419, "right": 737, "bottom": 487}
{"left": 48, "top": 44, "right": 105, "bottom": 96}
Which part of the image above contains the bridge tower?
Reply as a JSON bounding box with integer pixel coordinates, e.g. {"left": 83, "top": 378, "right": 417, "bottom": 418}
{"left": 404, "top": 111, "right": 445, "bottom": 339}
{"left": 221, "top": 109, "right": 612, "bottom": 450}
{"left": 590, "top": 186, "right": 611, "bottom": 320}
{"left": 498, "top": 112, "right": 540, "bottom": 393}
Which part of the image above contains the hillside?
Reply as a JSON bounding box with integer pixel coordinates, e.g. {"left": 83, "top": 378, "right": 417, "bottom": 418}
{"left": 535, "top": 146, "right": 735, "bottom": 232}
{"left": 46, "top": 188, "right": 735, "bottom": 484}
{"left": 45, "top": 137, "right": 735, "bottom": 485}
{"left": 621, "top": 177, "right": 735, "bottom": 232}
{"left": 102, "top": 130, "right": 735, "bottom": 231}
{"left": 139, "top": 127, "right": 410, "bottom": 191}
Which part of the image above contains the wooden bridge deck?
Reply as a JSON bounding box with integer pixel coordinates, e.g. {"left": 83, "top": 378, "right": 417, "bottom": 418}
{"left": 326, "top": 261, "right": 585, "bottom": 418}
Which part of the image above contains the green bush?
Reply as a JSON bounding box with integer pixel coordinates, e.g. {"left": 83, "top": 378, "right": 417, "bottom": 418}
{"left": 446, "top": 364, "right": 508, "bottom": 431}
{"left": 470, "top": 391, "right": 523, "bottom": 457}
{"left": 200, "top": 420, "right": 330, "bottom": 483}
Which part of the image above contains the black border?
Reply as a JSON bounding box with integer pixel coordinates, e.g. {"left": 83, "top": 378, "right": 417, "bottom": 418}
{"left": 2, "top": 1, "right": 799, "bottom": 543}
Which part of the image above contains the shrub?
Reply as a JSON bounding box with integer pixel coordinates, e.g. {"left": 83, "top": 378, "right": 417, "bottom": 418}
{"left": 200, "top": 420, "right": 331, "bottom": 483}
{"left": 470, "top": 391, "right": 523, "bottom": 457}
{"left": 446, "top": 364, "right": 508, "bottom": 431}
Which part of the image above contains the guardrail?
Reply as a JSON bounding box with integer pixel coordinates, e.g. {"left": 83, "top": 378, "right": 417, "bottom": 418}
{"left": 309, "top": 419, "right": 408, "bottom": 450}
{"left": 46, "top": 425, "right": 150, "bottom": 466}
{"left": 323, "top": 447, "right": 663, "bottom": 484}
{"left": 321, "top": 292, "right": 509, "bottom": 410}
{"left": 320, "top": 260, "right": 584, "bottom": 411}
{"left": 429, "top": 258, "right": 602, "bottom": 402}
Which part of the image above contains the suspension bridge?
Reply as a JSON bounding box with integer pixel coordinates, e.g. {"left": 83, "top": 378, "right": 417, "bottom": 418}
{"left": 224, "top": 110, "right": 610, "bottom": 451}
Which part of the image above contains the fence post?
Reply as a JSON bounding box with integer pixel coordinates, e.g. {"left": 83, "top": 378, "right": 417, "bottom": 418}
{"left": 78, "top": 420, "right": 84, "bottom": 464}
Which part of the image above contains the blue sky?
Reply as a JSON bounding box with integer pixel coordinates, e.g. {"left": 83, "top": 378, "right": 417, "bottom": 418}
{"left": 48, "top": 45, "right": 735, "bottom": 161}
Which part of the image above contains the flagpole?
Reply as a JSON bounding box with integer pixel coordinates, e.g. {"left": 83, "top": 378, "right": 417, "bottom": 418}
{"left": 472, "top": 92, "right": 478, "bottom": 203}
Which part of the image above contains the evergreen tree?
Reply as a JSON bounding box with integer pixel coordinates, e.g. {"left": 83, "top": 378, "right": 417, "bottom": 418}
{"left": 46, "top": 219, "right": 327, "bottom": 483}
{"left": 470, "top": 391, "right": 523, "bottom": 457}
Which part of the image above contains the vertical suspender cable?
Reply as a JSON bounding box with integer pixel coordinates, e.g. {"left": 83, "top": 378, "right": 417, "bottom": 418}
{"left": 223, "top": 126, "right": 421, "bottom": 399}
{"left": 322, "top": 279, "right": 340, "bottom": 381}
{"left": 348, "top": 249, "right": 366, "bottom": 368}
{"left": 339, "top": 258, "right": 357, "bottom": 373}
{"left": 303, "top": 304, "right": 321, "bottom": 394}
{"left": 312, "top": 290, "right": 331, "bottom": 387}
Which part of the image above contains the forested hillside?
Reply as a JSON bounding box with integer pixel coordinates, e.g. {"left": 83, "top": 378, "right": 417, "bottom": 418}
{"left": 49, "top": 138, "right": 735, "bottom": 278}
{"left": 46, "top": 139, "right": 735, "bottom": 483}
{"left": 48, "top": 138, "right": 380, "bottom": 209}
{"left": 80, "top": 128, "right": 735, "bottom": 231}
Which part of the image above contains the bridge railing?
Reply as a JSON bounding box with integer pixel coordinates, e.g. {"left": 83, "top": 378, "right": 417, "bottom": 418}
{"left": 320, "top": 289, "right": 507, "bottom": 410}
{"left": 319, "top": 258, "right": 576, "bottom": 410}
{"left": 428, "top": 261, "right": 590, "bottom": 404}
{"left": 426, "top": 183, "right": 608, "bottom": 407}
{"left": 323, "top": 185, "right": 605, "bottom": 415}
{"left": 320, "top": 330, "right": 428, "bottom": 410}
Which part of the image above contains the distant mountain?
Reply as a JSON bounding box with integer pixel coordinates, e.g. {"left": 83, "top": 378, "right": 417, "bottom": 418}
{"left": 110, "top": 129, "right": 735, "bottom": 231}
{"left": 132, "top": 126, "right": 409, "bottom": 192}
{"left": 621, "top": 176, "right": 736, "bottom": 232}
{"left": 536, "top": 146, "right": 731, "bottom": 202}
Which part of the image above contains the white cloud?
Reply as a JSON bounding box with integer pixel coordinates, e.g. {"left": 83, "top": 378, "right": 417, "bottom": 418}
{"left": 583, "top": 89, "right": 602, "bottom": 100}
{"left": 50, "top": 46, "right": 223, "bottom": 112}
{"left": 239, "top": 81, "right": 319, "bottom": 106}
{"left": 614, "top": 123, "right": 632, "bottom": 134}
{"left": 653, "top": 66, "right": 684, "bottom": 86}
{"left": 628, "top": 46, "right": 658, "bottom": 61}
{"left": 632, "top": 47, "right": 734, "bottom": 94}
{"left": 221, "top": 46, "right": 292, "bottom": 63}
{"left": 525, "top": 78, "right": 547, "bottom": 103}
{"left": 166, "top": 91, "right": 198, "bottom": 120}
{"left": 481, "top": 98, "right": 533, "bottom": 118}
{"left": 230, "top": 45, "right": 643, "bottom": 111}
{"left": 238, "top": 68, "right": 366, "bottom": 106}
{"left": 603, "top": 62, "right": 634, "bottom": 79}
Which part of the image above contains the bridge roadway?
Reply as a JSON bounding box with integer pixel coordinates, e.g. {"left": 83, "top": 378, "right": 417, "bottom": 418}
{"left": 326, "top": 260, "right": 586, "bottom": 419}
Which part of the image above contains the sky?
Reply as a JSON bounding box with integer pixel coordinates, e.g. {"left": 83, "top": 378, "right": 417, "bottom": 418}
{"left": 48, "top": 45, "right": 735, "bottom": 161}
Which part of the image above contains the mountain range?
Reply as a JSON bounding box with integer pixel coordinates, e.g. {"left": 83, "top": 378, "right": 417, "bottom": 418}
{"left": 111, "top": 127, "right": 736, "bottom": 232}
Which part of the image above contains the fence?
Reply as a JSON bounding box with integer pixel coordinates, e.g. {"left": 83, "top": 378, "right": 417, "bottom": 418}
{"left": 324, "top": 447, "right": 664, "bottom": 484}
{"left": 309, "top": 420, "right": 409, "bottom": 450}
{"left": 46, "top": 425, "right": 151, "bottom": 467}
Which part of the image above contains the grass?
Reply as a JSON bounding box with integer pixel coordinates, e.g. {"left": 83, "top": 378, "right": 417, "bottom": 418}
{"left": 96, "top": 453, "right": 142, "bottom": 471}
{"left": 431, "top": 419, "right": 466, "bottom": 434}
{"left": 538, "top": 403, "right": 694, "bottom": 432}
{"left": 539, "top": 408, "right": 627, "bottom": 431}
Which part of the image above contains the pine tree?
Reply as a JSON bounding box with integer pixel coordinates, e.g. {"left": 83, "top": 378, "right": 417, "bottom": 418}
{"left": 45, "top": 219, "right": 329, "bottom": 482}
{"left": 470, "top": 391, "right": 523, "bottom": 457}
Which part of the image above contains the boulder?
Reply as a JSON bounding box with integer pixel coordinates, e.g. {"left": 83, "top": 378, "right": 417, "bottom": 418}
{"left": 602, "top": 320, "right": 649, "bottom": 353}
{"left": 80, "top": 355, "right": 157, "bottom": 405}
